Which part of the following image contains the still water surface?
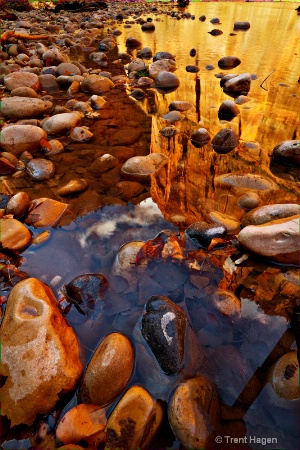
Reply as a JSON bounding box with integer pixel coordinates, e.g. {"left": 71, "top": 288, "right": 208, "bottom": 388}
{"left": 2, "top": 2, "right": 300, "bottom": 449}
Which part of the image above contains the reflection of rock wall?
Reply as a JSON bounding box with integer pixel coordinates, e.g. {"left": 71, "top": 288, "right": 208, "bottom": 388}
{"left": 150, "top": 110, "right": 298, "bottom": 227}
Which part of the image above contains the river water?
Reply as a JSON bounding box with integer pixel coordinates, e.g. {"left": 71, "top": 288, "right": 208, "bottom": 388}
{"left": 1, "top": 1, "right": 300, "bottom": 449}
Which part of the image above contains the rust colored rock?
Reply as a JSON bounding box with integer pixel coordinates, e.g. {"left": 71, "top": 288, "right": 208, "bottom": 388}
{"left": 0, "top": 218, "right": 31, "bottom": 251}
{"left": 0, "top": 278, "right": 84, "bottom": 426}
{"left": 5, "top": 192, "right": 31, "bottom": 219}
{"left": 25, "top": 198, "right": 69, "bottom": 228}
{"left": 80, "top": 333, "right": 134, "bottom": 407}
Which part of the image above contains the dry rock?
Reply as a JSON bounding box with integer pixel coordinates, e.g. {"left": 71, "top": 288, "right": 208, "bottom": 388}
{"left": 81, "top": 74, "right": 114, "bottom": 94}
{"left": 0, "top": 125, "right": 47, "bottom": 157}
{"left": 1, "top": 97, "right": 51, "bottom": 119}
{"left": 4, "top": 71, "right": 40, "bottom": 91}
{"left": 42, "top": 112, "right": 83, "bottom": 135}
{"left": 10, "top": 86, "right": 38, "bottom": 98}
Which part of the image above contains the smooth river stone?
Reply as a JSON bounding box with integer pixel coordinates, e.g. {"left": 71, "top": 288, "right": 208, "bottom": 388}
{"left": 169, "top": 376, "right": 220, "bottom": 449}
{"left": 218, "top": 56, "right": 241, "bottom": 69}
{"left": 267, "top": 350, "right": 299, "bottom": 400}
{"left": 25, "top": 198, "right": 69, "bottom": 228}
{"left": 190, "top": 128, "right": 211, "bottom": 148}
{"left": 237, "top": 192, "right": 262, "bottom": 210}
{"left": 3, "top": 71, "right": 40, "bottom": 91}
{"left": 149, "top": 60, "right": 177, "bottom": 79}
{"left": 120, "top": 153, "right": 168, "bottom": 181}
{"left": 57, "top": 179, "right": 88, "bottom": 196}
{"left": 0, "top": 278, "right": 84, "bottom": 426}
{"left": 209, "top": 211, "right": 240, "bottom": 232}
{"left": 80, "top": 74, "right": 114, "bottom": 94}
{"left": 5, "top": 191, "right": 31, "bottom": 219}
{"left": 218, "top": 100, "right": 240, "bottom": 121}
{"left": 0, "top": 125, "right": 47, "bottom": 157}
{"left": 241, "top": 203, "right": 300, "bottom": 227}
{"left": 70, "top": 127, "right": 93, "bottom": 142}
{"left": 155, "top": 71, "right": 180, "bottom": 90}
{"left": 80, "top": 333, "right": 134, "bottom": 407}
{"left": 105, "top": 385, "right": 163, "bottom": 450}
{"left": 223, "top": 73, "right": 251, "bottom": 95}
{"left": 169, "top": 100, "right": 193, "bottom": 112}
{"left": 127, "top": 58, "right": 149, "bottom": 73}
{"left": 211, "top": 128, "right": 239, "bottom": 154}
{"left": 141, "top": 295, "right": 186, "bottom": 375}
{"left": 272, "top": 140, "right": 300, "bottom": 166}
{"left": 1, "top": 97, "right": 51, "bottom": 119}
{"left": 89, "top": 154, "right": 119, "bottom": 175}
{"left": 238, "top": 214, "right": 300, "bottom": 265}
{"left": 26, "top": 158, "right": 55, "bottom": 181}
{"left": 212, "top": 289, "right": 241, "bottom": 317}
{"left": 217, "top": 173, "right": 279, "bottom": 192}
{"left": 42, "top": 112, "right": 83, "bottom": 135}
{"left": 0, "top": 218, "right": 31, "bottom": 251}
{"left": 185, "top": 221, "right": 227, "bottom": 248}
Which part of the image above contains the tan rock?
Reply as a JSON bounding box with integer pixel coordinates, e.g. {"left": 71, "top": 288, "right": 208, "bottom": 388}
{"left": 0, "top": 218, "right": 32, "bottom": 251}
{"left": 149, "top": 59, "right": 177, "bottom": 79}
{"left": 169, "top": 376, "right": 220, "bottom": 449}
{"left": 25, "top": 198, "right": 69, "bottom": 228}
{"left": 0, "top": 278, "right": 84, "bottom": 426}
{"left": 42, "top": 112, "right": 83, "bottom": 135}
{"left": 4, "top": 71, "right": 40, "bottom": 91}
{"left": 70, "top": 126, "right": 93, "bottom": 142}
{"left": 10, "top": 86, "right": 39, "bottom": 98}
{"left": 241, "top": 203, "right": 300, "bottom": 227}
{"left": 209, "top": 211, "right": 240, "bottom": 233}
{"left": 213, "top": 290, "right": 241, "bottom": 317}
{"left": 80, "top": 333, "right": 134, "bottom": 407}
{"left": 121, "top": 153, "right": 168, "bottom": 182}
{"left": 81, "top": 74, "right": 114, "bottom": 94}
{"left": 1, "top": 125, "right": 47, "bottom": 157}
{"left": 105, "top": 385, "right": 161, "bottom": 450}
{"left": 89, "top": 154, "right": 119, "bottom": 175}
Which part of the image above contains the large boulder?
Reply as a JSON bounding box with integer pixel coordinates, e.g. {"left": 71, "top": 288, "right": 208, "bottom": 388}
{"left": 0, "top": 278, "right": 84, "bottom": 426}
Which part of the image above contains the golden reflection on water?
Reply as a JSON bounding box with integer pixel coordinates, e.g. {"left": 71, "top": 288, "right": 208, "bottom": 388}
{"left": 117, "top": 2, "right": 299, "bottom": 225}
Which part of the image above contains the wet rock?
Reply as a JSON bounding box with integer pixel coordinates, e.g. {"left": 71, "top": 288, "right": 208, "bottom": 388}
{"left": 211, "top": 128, "right": 239, "bottom": 154}
{"left": 220, "top": 73, "right": 238, "bottom": 88}
{"left": 162, "top": 110, "right": 183, "bottom": 122}
{"left": 210, "top": 17, "right": 220, "bottom": 24}
{"left": 235, "top": 95, "right": 250, "bottom": 105}
{"left": 121, "top": 153, "right": 168, "bottom": 181}
{"left": 26, "top": 158, "right": 55, "bottom": 181}
{"left": 64, "top": 273, "right": 107, "bottom": 315}
{"left": 128, "top": 58, "right": 149, "bottom": 73}
{"left": 90, "top": 95, "right": 107, "bottom": 110}
{"left": 42, "top": 112, "right": 82, "bottom": 135}
{"left": 237, "top": 192, "right": 262, "bottom": 210}
{"left": 223, "top": 73, "right": 251, "bottom": 95}
{"left": 209, "top": 211, "right": 240, "bottom": 232}
{"left": 4, "top": 71, "right": 40, "bottom": 91}
{"left": 0, "top": 278, "right": 83, "bottom": 426}
{"left": 218, "top": 56, "right": 241, "bottom": 69}
{"left": 109, "top": 181, "right": 145, "bottom": 202}
{"left": 141, "top": 22, "right": 155, "bottom": 31}
{"left": 110, "top": 146, "right": 136, "bottom": 160}
{"left": 153, "top": 51, "right": 175, "bottom": 61}
{"left": 0, "top": 156, "right": 16, "bottom": 174}
{"left": 113, "top": 240, "right": 147, "bottom": 287}
{"left": 0, "top": 125, "right": 47, "bottom": 157}
{"left": 217, "top": 173, "right": 279, "bottom": 192}
{"left": 42, "top": 48, "right": 66, "bottom": 65}
{"left": 267, "top": 350, "right": 299, "bottom": 400}
{"left": 10, "top": 86, "right": 38, "bottom": 98}
{"left": 169, "top": 376, "right": 220, "bottom": 449}
{"left": 42, "top": 139, "right": 64, "bottom": 156}
{"left": 272, "top": 140, "right": 300, "bottom": 166}
{"left": 205, "top": 64, "right": 214, "bottom": 70}
{"left": 185, "top": 221, "right": 227, "bottom": 248}
{"left": 138, "top": 47, "right": 152, "bottom": 59}
{"left": 89, "top": 154, "right": 119, "bottom": 175}
{"left": 81, "top": 74, "right": 114, "bottom": 94}
{"left": 199, "top": 15, "right": 206, "bottom": 21}
{"left": 105, "top": 385, "right": 163, "bottom": 450}
{"left": 0, "top": 218, "right": 31, "bottom": 251}
{"left": 111, "top": 127, "right": 142, "bottom": 146}
{"left": 190, "top": 128, "right": 211, "bottom": 148}
{"left": 234, "top": 21, "right": 250, "bottom": 30}
{"left": 25, "top": 198, "right": 69, "bottom": 228}
{"left": 57, "top": 179, "right": 88, "bottom": 196}
{"left": 213, "top": 290, "right": 241, "bottom": 317}
{"left": 186, "top": 65, "right": 200, "bottom": 73}
{"left": 1, "top": 97, "right": 51, "bottom": 120}
{"left": 218, "top": 100, "right": 240, "bottom": 121}
{"left": 190, "top": 48, "right": 196, "bottom": 57}
{"left": 126, "top": 37, "right": 142, "bottom": 48}
{"left": 238, "top": 214, "right": 300, "bottom": 265}
{"left": 169, "top": 100, "right": 193, "bottom": 112}
{"left": 5, "top": 192, "right": 31, "bottom": 219}
{"left": 141, "top": 295, "right": 186, "bottom": 375}
{"left": 149, "top": 59, "right": 177, "bottom": 79}
{"left": 57, "top": 404, "right": 106, "bottom": 446}
{"left": 57, "top": 75, "right": 84, "bottom": 89}
{"left": 137, "top": 77, "right": 153, "bottom": 87}
{"left": 241, "top": 203, "right": 300, "bottom": 227}
{"left": 57, "top": 62, "right": 81, "bottom": 76}
{"left": 70, "top": 126, "right": 93, "bottom": 142}
{"left": 39, "top": 74, "right": 60, "bottom": 94}
{"left": 159, "top": 125, "right": 178, "bottom": 138}
{"left": 57, "top": 446, "right": 85, "bottom": 450}
{"left": 155, "top": 71, "right": 180, "bottom": 90}
{"left": 80, "top": 333, "right": 134, "bottom": 406}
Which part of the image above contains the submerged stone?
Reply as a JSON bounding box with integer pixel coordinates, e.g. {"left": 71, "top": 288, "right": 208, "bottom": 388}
{"left": 121, "top": 153, "right": 168, "bottom": 181}
{"left": 141, "top": 295, "right": 186, "bottom": 375}
{"left": 25, "top": 198, "right": 69, "bottom": 228}
{"left": 268, "top": 350, "right": 299, "bottom": 400}
{"left": 0, "top": 278, "right": 83, "bottom": 426}
{"left": 80, "top": 333, "right": 134, "bottom": 406}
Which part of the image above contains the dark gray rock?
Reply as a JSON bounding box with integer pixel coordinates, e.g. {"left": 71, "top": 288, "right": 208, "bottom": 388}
{"left": 141, "top": 295, "right": 186, "bottom": 375}
{"left": 153, "top": 51, "right": 175, "bottom": 62}
{"left": 234, "top": 21, "right": 250, "bottom": 30}
{"left": 272, "top": 140, "right": 300, "bottom": 166}
{"left": 26, "top": 158, "right": 55, "bottom": 181}
{"left": 199, "top": 15, "right": 206, "bottom": 22}
{"left": 186, "top": 65, "right": 200, "bottom": 73}
{"left": 185, "top": 221, "right": 226, "bottom": 248}
{"left": 218, "top": 100, "right": 240, "bottom": 121}
{"left": 211, "top": 128, "right": 239, "bottom": 154}
{"left": 223, "top": 73, "right": 251, "bottom": 96}
{"left": 218, "top": 56, "right": 241, "bottom": 70}
{"left": 190, "top": 128, "right": 211, "bottom": 148}
{"left": 126, "top": 37, "right": 142, "bottom": 48}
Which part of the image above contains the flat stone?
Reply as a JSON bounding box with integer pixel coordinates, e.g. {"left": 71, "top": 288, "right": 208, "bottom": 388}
{"left": 10, "top": 86, "right": 38, "bottom": 98}
{"left": 0, "top": 218, "right": 31, "bottom": 251}
{"left": 141, "top": 295, "right": 186, "bottom": 375}
{"left": 121, "top": 153, "right": 168, "bottom": 181}
{"left": 0, "top": 125, "right": 47, "bottom": 157}
{"left": 241, "top": 203, "right": 300, "bottom": 227}
{"left": 162, "top": 111, "right": 183, "bottom": 122}
{"left": 238, "top": 214, "right": 300, "bottom": 265}
{"left": 169, "top": 100, "right": 193, "bottom": 112}
{"left": 0, "top": 278, "right": 83, "bottom": 426}
{"left": 25, "top": 198, "right": 69, "bottom": 228}
{"left": 217, "top": 173, "right": 279, "bottom": 192}
{"left": 1, "top": 97, "right": 51, "bottom": 119}
{"left": 4, "top": 71, "right": 40, "bottom": 91}
{"left": 169, "top": 376, "right": 220, "bottom": 449}
{"left": 209, "top": 211, "right": 240, "bottom": 232}
{"left": 80, "top": 333, "right": 134, "bottom": 407}
{"left": 42, "top": 112, "right": 82, "bottom": 135}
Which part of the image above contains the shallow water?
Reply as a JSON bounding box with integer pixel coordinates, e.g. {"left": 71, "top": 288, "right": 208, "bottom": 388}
{"left": 1, "top": 2, "right": 300, "bottom": 449}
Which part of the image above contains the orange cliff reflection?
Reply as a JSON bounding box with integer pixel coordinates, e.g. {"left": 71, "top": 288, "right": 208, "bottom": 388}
{"left": 114, "top": 2, "right": 300, "bottom": 227}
